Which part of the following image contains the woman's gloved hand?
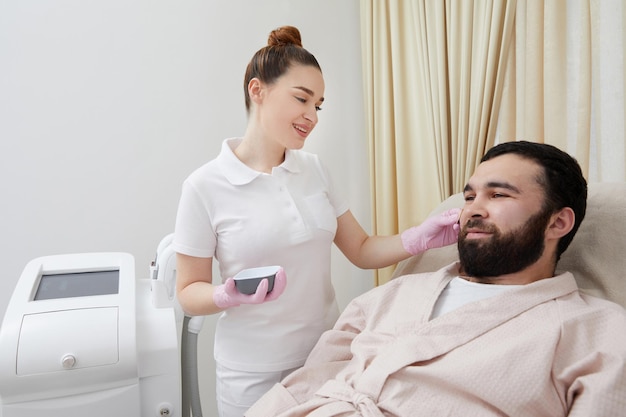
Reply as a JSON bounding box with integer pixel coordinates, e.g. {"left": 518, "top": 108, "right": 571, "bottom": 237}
{"left": 401, "top": 208, "right": 462, "bottom": 255}
{"left": 213, "top": 267, "right": 287, "bottom": 309}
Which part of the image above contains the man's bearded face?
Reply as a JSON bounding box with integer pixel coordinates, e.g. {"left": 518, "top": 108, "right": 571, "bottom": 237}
{"left": 458, "top": 206, "right": 553, "bottom": 278}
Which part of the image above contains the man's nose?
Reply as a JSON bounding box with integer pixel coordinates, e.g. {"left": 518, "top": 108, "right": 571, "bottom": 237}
{"left": 463, "top": 198, "right": 488, "bottom": 220}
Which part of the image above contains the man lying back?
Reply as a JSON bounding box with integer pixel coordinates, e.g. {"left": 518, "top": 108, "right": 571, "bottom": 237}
{"left": 246, "top": 141, "right": 626, "bottom": 417}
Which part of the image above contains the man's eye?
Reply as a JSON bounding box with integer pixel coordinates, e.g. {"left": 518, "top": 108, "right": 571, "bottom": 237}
{"left": 464, "top": 195, "right": 475, "bottom": 201}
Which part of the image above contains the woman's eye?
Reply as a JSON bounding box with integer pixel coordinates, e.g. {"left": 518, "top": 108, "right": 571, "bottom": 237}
{"left": 295, "top": 96, "right": 322, "bottom": 111}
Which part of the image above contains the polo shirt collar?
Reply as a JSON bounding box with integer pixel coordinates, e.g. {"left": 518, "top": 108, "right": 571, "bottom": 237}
{"left": 219, "top": 138, "right": 302, "bottom": 185}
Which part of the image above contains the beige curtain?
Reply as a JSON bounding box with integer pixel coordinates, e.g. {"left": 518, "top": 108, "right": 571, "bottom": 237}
{"left": 498, "top": 1, "right": 586, "bottom": 171}
{"left": 498, "top": 0, "right": 626, "bottom": 182}
{"left": 360, "top": 0, "right": 517, "bottom": 284}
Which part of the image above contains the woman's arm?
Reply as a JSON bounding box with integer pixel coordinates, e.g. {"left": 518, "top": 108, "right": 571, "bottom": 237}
{"left": 175, "top": 253, "right": 287, "bottom": 315}
{"left": 175, "top": 253, "right": 224, "bottom": 316}
{"left": 333, "top": 210, "right": 409, "bottom": 269}
{"left": 333, "top": 208, "right": 460, "bottom": 269}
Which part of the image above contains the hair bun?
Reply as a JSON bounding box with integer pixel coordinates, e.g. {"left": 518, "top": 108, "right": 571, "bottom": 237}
{"left": 267, "top": 26, "right": 303, "bottom": 48}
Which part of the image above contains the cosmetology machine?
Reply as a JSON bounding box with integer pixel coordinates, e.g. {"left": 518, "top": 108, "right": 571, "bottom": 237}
{"left": 0, "top": 234, "right": 205, "bottom": 417}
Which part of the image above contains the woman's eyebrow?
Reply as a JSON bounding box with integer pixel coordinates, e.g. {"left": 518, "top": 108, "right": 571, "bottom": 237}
{"left": 293, "top": 86, "right": 324, "bottom": 103}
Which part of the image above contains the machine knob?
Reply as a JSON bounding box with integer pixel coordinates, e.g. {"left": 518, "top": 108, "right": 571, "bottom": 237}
{"left": 157, "top": 402, "right": 173, "bottom": 416}
{"left": 61, "top": 354, "right": 76, "bottom": 369}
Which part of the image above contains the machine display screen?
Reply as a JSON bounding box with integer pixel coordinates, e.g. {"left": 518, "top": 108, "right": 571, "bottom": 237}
{"left": 34, "top": 270, "right": 120, "bottom": 300}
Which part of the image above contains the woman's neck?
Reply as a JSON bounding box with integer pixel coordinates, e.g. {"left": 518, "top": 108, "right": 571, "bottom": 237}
{"left": 235, "top": 135, "right": 285, "bottom": 173}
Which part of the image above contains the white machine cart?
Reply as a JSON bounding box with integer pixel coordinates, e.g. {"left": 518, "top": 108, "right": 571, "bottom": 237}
{"left": 0, "top": 235, "right": 203, "bottom": 417}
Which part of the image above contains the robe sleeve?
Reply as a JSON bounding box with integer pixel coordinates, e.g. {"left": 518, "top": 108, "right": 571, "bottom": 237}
{"left": 245, "top": 298, "right": 367, "bottom": 416}
{"left": 566, "top": 361, "right": 626, "bottom": 416}
{"left": 564, "top": 346, "right": 626, "bottom": 416}
{"left": 556, "top": 301, "right": 626, "bottom": 416}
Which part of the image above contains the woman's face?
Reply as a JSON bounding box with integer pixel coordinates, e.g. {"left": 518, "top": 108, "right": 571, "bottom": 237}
{"left": 255, "top": 64, "right": 325, "bottom": 150}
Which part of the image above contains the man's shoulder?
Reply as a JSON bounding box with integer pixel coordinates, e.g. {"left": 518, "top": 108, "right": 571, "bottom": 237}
{"left": 389, "top": 262, "right": 459, "bottom": 287}
{"left": 351, "top": 264, "right": 456, "bottom": 309}
{"left": 388, "top": 271, "right": 440, "bottom": 288}
{"left": 576, "top": 291, "right": 626, "bottom": 314}
{"left": 557, "top": 286, "right": 626, "bottom": 326}
{"left": 369, "top": 270, "right": 439, "bottom": 293}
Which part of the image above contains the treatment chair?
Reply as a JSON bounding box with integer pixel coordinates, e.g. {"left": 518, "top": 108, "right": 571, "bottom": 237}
{"left": 391, "top": 182, "right": 626, "bottom": 308}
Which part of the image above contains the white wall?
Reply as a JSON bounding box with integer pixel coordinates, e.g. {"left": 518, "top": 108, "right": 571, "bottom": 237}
{"left": 0, "top": 0, "right": 372, "bottom": 414}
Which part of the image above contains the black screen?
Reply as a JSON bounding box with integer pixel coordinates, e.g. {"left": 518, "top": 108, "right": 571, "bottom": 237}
{"left": 34, "top": 270, "right": 120, "bottom": 300}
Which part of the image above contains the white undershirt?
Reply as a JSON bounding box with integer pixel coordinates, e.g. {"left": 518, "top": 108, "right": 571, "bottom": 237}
{"left": 431, "top": 277, "right": 521, "bottom": 319}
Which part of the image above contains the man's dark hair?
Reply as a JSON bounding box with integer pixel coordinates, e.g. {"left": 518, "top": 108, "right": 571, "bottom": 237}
{"left": 481, "top": 141, "right": 588, "bottom": 260}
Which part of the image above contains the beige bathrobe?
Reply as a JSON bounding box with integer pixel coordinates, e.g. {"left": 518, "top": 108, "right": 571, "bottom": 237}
{"left": 246, "top": 263, "right": 626, "bottom": 417}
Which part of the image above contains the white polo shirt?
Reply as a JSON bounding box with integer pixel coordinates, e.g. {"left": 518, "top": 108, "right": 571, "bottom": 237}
{"left": 173, "top": 138, "right": 349, "bottom": 372}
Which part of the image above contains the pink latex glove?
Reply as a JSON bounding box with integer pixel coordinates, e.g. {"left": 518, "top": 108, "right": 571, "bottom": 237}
{"left": 401, "top": 208, "right": 461, "bottom": 255}
{"left": 213, "top": 267, "right": 287, "bottom": 309}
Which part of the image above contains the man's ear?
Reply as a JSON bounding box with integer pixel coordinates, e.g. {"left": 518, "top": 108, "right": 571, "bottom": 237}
{"left": 547, "top": 207, "right": 575, "bottom": 239}
{"left": 248, "top": 78, "right": 264, "bottom": 105}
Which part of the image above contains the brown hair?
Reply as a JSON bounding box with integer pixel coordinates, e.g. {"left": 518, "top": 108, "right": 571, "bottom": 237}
{"left": 243, "top": 26, "right": 321, "bottom": 112}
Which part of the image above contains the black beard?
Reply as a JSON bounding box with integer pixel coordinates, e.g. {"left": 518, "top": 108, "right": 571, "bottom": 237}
{"left": 458, "top": 208, "right": 552, "bottom": 278}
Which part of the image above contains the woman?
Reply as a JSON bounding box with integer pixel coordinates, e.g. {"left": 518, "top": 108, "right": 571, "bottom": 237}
{"left": 173, "top": 25, "right": 460, "bottom": 417}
